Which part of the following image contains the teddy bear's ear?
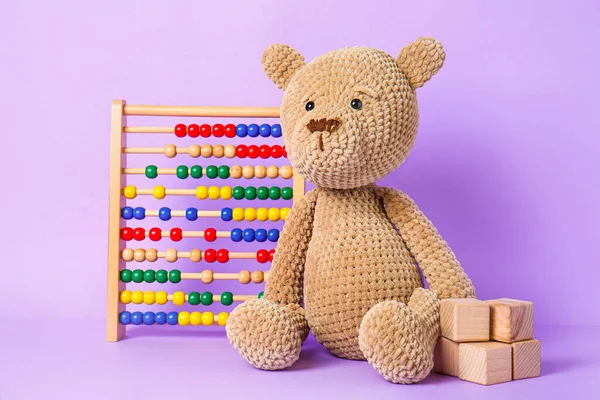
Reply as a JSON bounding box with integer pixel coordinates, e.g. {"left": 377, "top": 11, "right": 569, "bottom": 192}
{"left": 397, "top": 37, "right": 446, "bottom": 89}
{"left": 262, "top": 44, "right": 306, "bottom": 90}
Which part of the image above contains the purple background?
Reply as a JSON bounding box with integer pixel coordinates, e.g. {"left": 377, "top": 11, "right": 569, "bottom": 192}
{"left": 1, "top": 1, "right": 599, "bottom": 398}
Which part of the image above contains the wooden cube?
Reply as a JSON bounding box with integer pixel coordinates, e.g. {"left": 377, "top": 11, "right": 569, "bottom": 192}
{"left": 440, "top": 299, "right": 490, "bottom": 342}
{"left": 459, "top": 342, "right": 512, "bottom": 385}
{"left": 486, "top": 298, "right": 534, "bottom": 343}
{"left": 434, "top": 337, "right": 460, "bottom": 376}
{"left": 512, "top": 339, "right": 541, "bottom": 380}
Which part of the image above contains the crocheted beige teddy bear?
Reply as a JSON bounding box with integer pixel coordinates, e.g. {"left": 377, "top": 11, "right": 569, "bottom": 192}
{"left": 226, "top": 37, "right": 475, "bottom": 384}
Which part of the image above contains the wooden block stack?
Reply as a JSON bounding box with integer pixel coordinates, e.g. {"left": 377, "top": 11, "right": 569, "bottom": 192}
{"left": 434, "top": 298, "right": 540, "bottom": 385}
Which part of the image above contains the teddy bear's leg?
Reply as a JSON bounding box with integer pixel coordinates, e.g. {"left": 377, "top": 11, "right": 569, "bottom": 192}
{"left": 358, "top": 288, "right": 441, "bottom": 383}
{"left": 226, "top": 298, "right": 309, "bottom": 370}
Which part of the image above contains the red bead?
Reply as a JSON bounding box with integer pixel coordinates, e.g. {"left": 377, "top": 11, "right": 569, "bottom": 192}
{"left": 212, "top": 124, "right": 224, "bottom": 138}
{"left": 133, "top": 227, "right": 145, "bottom": 241}
{"left": 248, "top": 145, "right": 259, "bottom": 159}
{"left": 204, "top": 248, "right": 217, "bottom": 263}
{"left": 170, "top": 228, "right": 183, "bottom": 242}
{"left": 121, "top": 227, "right": 134, "bottom": 241}
{"left": 282, "top": 146, "right": 287, "bottom": 158}
{"left": 256, "top": 249, "right": 269, "bottom": 263}
{"left": 270, "top": 145, "right": 283, "bottom": 158}
{"left": 188, "top": 124, "right": 200, "bottom": 138}
{"left": 204, "top": 228, "right": 216, "bottom": 242}
{"left": 174, "top": 124, "right": 187, "bottom": 138}
{"left": 259, "top": 145, "right": 271, "bottom": 159}
{"left": 216, "top": 249, "right": 229, "bottom": 263}
{"left": 149, "top": 227, "right": 162, "bottom": 242}
{"left": 200, "top": 124, "right": 212, "bottom": 138}
{"left": 268, "top": 249, "right": 275, "bottom": 262}
{"left": 224, "top": 124, "right": 236, "bottom": 138}
{"left": 236, "top": 144, "right": 248, "bottom": 158}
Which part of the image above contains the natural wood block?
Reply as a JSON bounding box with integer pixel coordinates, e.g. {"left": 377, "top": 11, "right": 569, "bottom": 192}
{"left": 434, "top": 337, "right": 460, "bottom": 376}
{"left": 440, "top": 298, "right": 490, "bottom": 342}
{"left": 459, "top": 342, "right": 512, "bottom": 385}
{"left": 486, "top": 298, "right": 534, "bottom": 343}
{"left": 512, "top": 339, "right": 541, "bottom": 380}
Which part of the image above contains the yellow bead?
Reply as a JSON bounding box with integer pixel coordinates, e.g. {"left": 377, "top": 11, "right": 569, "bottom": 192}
{"left": 131, "top": 290, "right": 144, "bottom": 304}
{"left": 245, "top": 207, "right": 257, "bottom": 221}
{"left": 196, "top": 186, "right": 208, "bottom": 200}
{"left": 156, "top": 291, "right": 168, "bottom": 305}
{"left": 220, "top": 186, "right": 232, "bottom": 200}
{"left": 232, "top": 208, "right": 244, "bottom": 221}
{"left": 208, "top": 186, "right": 220, "bottom": 199}
{"left": 153, "top": 185, "right": 166, "bottom": 199}
{"left": 281, "top": 207, "right": 290, "bottom": 220}
{"left": 178, "top": 311, "right": 190, "bottom": 326}
{"left": 190, "top": 311, "right": 203, "bottom": 326}
{"left": 217, "top": 312, "right": 229, "bottom": 326}
{"left": 172, "top": 291, "right": 186, "bottom": 306}
{"left": 202, "top": 311, "right": 214, "bottom": 326}
{"left": 143, "top": 290, "right": 156, "bottom": 305}
{"left": 257, "top": 208, "right": 268, "bottom": 221}
{"left": 123, "top": 185, "right": 137, "bottom": 199}
{"left": 268, "top": 207, "right": 280, "bottom": 221}
{"left": 120, "top": 290, "right": 132, "bottom": 304}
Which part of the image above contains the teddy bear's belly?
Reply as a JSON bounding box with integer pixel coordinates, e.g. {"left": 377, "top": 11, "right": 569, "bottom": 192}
{"left": 303, "top": 188, "right": 423, "bottom": 360}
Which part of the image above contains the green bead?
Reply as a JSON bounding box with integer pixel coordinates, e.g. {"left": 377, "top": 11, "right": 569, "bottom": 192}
{"left": 205, "top": 165, "right": 218, "bottom": 179}
{"left": 281, "top": 187, "right": 293, "bottom": 200}
{"left": 145, "top": 165, "right": 158, "bottom": 179}
{"left": 245, "top": 186, "right": 257, "bottom": 200}
{"left": 176, "top": 165, "right": 189, "bottom": 179}
{"left": 257, "top": 186, "right": 269, "bottom": 200}
{"left": 143, "top": 269, "right": 156, "bottom": 283}
{"left": 168, "top": 269, "right": 181, "bottom": 283}
{"left": 201, "top": 292, "right": 213, "bottom": 306}
{"left": 217, "top": 165, "right": 230, "bottom": 179}
{"left": 220, "top": 291, "right": 233, "bottom": 306}
{"left": 190, "top": 165, "right": 203, "bottom": 179}
{"left": 120, "top": 269, "right": 132, "bottom": 283}
{"left": 258, "top": 291, "right": 264, "bottom": 299}
{"left": 268, "top": 186, "right": 281, "bottom": 200}
{"left": 233, "top": 186, "right": 245, "bottom": 200}
{"left": 156, "top": 269, "right": 168, "bottom": 283}
{"left": 132, "top": 269, "right": 144, "bottom": 283}
{"left": 188, "top": 292, "right": 201, "bottom": 305}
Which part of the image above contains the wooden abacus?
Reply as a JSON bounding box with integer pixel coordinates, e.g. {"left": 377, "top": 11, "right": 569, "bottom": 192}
{"left": 106, "top": 101, "right": 304, "bottom": 342}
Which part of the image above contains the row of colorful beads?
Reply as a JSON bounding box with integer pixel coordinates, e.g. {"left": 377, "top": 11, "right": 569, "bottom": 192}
{"left": 144, "top": 164, "right": 293, "bottom": 180}
{"left": 123, "top": 185, "right": 293, "bottom": 200}
{"left": 119, "top": 310, "right": 228, "bottom": 326}
{"left": 120, "top": 227, "right": 280, "bottom": 242}
{"left": 120, "top": 206, "right": 290, "bottom": 222}
{"left": 121, "top": 248, "right": 275, "bottom": 263}
{"left": 161, "top": 144, "right": 286, "bottom": 159}
{"left": 119, "top": 269, "right": 265, "bottom": 284}
{"left": 174, "top": 123, "right": 282, "bottom": 138}
{"left": 120, "top": 290, "right": 242, "bottom": 306}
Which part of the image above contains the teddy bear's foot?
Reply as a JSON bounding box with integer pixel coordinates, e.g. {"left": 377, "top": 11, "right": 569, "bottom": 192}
{"left": 226, "top": 298, "right": 309, "bottom": 370}
{"left": 358, "top": 288, "right": 441, "bottom": 384}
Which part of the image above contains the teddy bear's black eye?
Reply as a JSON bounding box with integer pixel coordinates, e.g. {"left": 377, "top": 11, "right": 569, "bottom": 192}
{"left": 305, "top": 101, "right": 315, "bottom": 112}
{"left": 350, "top": 99, "right": 362, "bottom": 110}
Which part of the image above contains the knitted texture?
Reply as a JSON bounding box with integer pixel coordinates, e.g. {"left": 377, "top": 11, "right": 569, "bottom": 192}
{"left": 262, "top": 44, "right": 306, "bottom": 90}
{"left": 397, "top": 37, "right": 446, "bottom": 89}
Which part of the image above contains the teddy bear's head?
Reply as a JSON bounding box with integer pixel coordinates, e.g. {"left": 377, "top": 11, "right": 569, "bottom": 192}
{"left": 262, "top": 37, "right": 445, "bottom": 189}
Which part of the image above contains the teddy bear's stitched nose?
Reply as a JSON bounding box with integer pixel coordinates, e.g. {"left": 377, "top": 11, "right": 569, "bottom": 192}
{"left": 307, "top": 118, "right": 341, "bottom": 134}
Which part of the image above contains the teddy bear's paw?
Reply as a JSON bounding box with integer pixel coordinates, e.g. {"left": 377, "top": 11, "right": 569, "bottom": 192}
{"left": 358, "top": 292, "right": 440, "bottom": 384}
{"left": 226, "top": 298, "right": 307, "bottom": 370}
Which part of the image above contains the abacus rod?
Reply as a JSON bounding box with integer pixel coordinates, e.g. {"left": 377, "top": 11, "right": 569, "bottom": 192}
{"left": 124, "top": 126, "right": 174, "bottom": 133}
{"left": 123, "top": 104, "right": 280, "bottom": 118}
{"left": 144, "top": 210, "right": 221, "bottom": 218}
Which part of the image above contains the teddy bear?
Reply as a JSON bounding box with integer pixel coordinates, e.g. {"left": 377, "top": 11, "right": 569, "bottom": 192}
{"left": 226, "top": 37, "right": 476, "bottom": 384}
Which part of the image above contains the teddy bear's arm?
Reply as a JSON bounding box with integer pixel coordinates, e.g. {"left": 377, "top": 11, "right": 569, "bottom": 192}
{"left": 264, "top": 188, "right": 319, "bottom": 305}
{"left": 375, "top": 187, "right": 475, "bottom": 299}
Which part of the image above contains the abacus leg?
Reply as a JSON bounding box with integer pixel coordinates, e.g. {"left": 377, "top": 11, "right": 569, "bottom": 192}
{"left": 358, "top": 288, "right": 441, "bottom": 384}
{"left": 226, "top": 298, "right": 309, "bottom": 370}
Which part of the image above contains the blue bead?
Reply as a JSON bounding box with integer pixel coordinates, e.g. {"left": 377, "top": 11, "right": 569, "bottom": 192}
{"left": 248, "top": 124, "right": 260, "bottom": 137}
{"left": 155, "top": 312, "right": 167, "bottom": 325}
{"left": 143, "top": 311, "right": 155, "bottom": 325}
{"left": 186, "top": 207, "right": 198, "bottom": 221}
{"left": 255, "top": 229, "right": 267, "bottom": 242}
{"left": 243, "top": 228, "right": 255, "bottom": 242}
{"left": 131, "top": 311, "right": 144, "bottom": 325}
{"left": 259, "top": 124, "right": 271, "bottom": 137}
{"left": 159, "top": 207, "right": 171, "bottom": 221}
{"left": 268, "top": 229, "right": 280, "bottom": 242}
{"left": 119, "top": 311, "right": 132, "bottom": 325}
{"left": 221, "top": 207, "right": 233, "bottom": 222}
{"left": 167, "top": 312, "right": 179, "bottom": 326}
{"left": 121, "top": 207, "right": 134, "bottom": 220}
{"left": 231, "top": 228, "right": 242, "bottom": 242}
{"left": 133, "top": 207, "right": 145, "bottom": 220}
{"left": 236, "top": 124, "right": 248, "bottom": 138}
{"left": 271, "top": 124, "right": 282, "bottom": 138}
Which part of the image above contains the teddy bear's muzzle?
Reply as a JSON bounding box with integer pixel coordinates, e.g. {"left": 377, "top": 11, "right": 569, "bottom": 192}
{"left": 307, "top": 118, "right": 341, "bottom": 151}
